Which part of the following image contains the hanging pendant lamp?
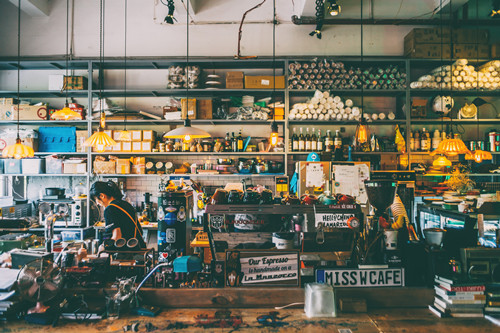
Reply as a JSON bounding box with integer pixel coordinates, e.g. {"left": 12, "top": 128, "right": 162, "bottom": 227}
{"left": 3, "top": 0, "right": 34, "bottom": 159}
{"left": 164, "top": 0, "right": 210, "bottom": 143}
{"left": 354, "top": 0, "right": 369, "bottom": 150}
{"left": 269, "top": 0, "right": 279, "bottom": 147}
{"left": 433, "top": 155, "right": 452, "bottom": 167}
{"left": 51, "top": 0, "right": 81, "bottom": 121}
{"left": 84, "top": 0, "right": 115, "bottom": 152}
{"left": 430, "top": 134, "right": 471, "bottom": 157}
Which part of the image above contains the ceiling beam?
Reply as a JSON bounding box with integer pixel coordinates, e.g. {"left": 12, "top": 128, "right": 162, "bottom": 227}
{"left": 291, "top": 16, "right": 498, "bottom": 26}
{"left": 8, "top": 0, "right": 50, "bottom": 17}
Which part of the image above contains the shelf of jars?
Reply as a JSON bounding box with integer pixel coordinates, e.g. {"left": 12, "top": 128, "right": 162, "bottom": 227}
{"left": 93, "top": 89, "right": 286, "bottom": 98}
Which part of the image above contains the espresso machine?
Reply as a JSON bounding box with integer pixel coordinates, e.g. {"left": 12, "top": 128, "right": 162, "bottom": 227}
{"left": 356, "top": 180, "right": 397, "bottom": 265}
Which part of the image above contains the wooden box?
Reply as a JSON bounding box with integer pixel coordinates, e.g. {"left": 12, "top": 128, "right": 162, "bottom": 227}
{"left": 198, "top": 99, "right": 213, "bottom": 119}
{"left": 142, "top": 130, "right": 156, "bottom": 141}
{"left": 131, "top": 130, "right": 142, "bottom": 142}
{"left": 93, "top": 160, "right": 115, "bottom": 174}
{"left": 226, "top": 71, "right": 244, "bottom": 89}
{"left": 63, "top": 76, "right": 88, "bottom": 90}
{"left": 245, "top": 76, "right": 285, "bottom": 89}
{"left": 116, "top": 159, "right": 131, "bottom": 174}
{"left": 181, "top": 99, "right": 197, "bottom": 119}
{"left": 63, "top": 162, "right": 87, "bottom": 174}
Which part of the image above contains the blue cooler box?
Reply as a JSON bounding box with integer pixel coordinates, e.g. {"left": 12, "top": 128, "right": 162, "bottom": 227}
{"left": 39, "top": 127, "right": 76, "bottom": 152}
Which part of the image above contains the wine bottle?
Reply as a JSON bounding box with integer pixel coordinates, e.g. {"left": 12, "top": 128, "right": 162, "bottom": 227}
{"left": 292, "top": 128, "right": 299, "bottom": 151}
{"left": 317, "top": 129, "right": 324, "bottom": 151}
{"left": 325, "top": 130, "right": 333, "bottom": 153}
{"left": 420, "top": 128, "right": 428, "bottom": 151}
{"left": 237, "top": 130, "right": 244, "bottom": 152}
{"left": 231, "top": 132, "right": 237, "bottom": 152}
{"left": 305, "top": 128, "right": 311, "bottom": 151}
{"left": 311, "top": 128, "right": 317, "bottom": 151}
{"left": 414, "top": 130, "right": 421, "bottom": 151}
{"left": 225, "top": 132, "right": 232, "bottom": 152}
{"left": 298, "top": 128, "right": 305, "bottom": 152}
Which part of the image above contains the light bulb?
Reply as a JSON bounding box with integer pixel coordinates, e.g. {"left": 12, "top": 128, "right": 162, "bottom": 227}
{"left": 475, "top": 154, "right": 483, "bottom": 163}
{"left": 95, "top": 144, "right": 106, "bottom": 153}
{"left": 355, "top": 124, "right": 369, "bottom": 144}
{"left": 183, "top": 134, "right": 192, "bottom": 142}
{"left": 270, "top": 132, "right": 279, "bottom": 146}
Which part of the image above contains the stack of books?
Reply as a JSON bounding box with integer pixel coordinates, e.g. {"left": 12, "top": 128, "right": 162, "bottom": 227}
{"left": 485, "top": 284, "right": 500, "bottom": 326}
{"left": 428, "top": 275, "right": 486, "bottom": 318}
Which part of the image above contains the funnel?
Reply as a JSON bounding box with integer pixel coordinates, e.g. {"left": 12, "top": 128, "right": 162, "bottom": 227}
{"left": 364, "top": 180, "right": 397, "bottom": 215}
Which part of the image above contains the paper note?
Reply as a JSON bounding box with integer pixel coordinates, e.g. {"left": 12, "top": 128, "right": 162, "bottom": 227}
{"left": 306, "top": 163, "right": 325, "bottom": 188}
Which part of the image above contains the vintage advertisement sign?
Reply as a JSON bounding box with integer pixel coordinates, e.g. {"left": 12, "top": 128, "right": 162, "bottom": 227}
{"left": 314, "top": 213, "right": 355, "bottom": 228}
{"left": 225, "top": 250, "right": 299, "bottom": 287}
{"left": 316, "top": 268, "right": 405, "bottom": 288}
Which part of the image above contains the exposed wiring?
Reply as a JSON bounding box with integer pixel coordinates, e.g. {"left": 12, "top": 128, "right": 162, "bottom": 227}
{"left": 235, "top": 0, "right": 267, "bottom": 59}
{"left": 395, "top": 0, "right": 404, "bottom": 18}
{"left": 309, "top": 0, "right": 324, "bottom": 39}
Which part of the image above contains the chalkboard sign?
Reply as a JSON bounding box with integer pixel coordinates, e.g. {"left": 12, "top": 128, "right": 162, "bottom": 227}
{"left": 225, "top": 250, "right": 300, "bottom": 287}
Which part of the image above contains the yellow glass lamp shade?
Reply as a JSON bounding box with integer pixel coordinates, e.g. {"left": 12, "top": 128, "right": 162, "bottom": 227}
{"left": 51, "top": 104, "right": 81, "bottom": 121}
{"left": 433, "top": 155, "right": 452, "bottom": 167}
{"left": 269, "top": 121, "right": 279, "bottom": 146}
{"left": 164, "top": 119, "right": 211, "bottom": 143}
{"left": 2, "top": 138, "right": 34, "bottom": 159}
{"left": 465, "top": 150, "right": 493, "bottom": 163}
{"left": 355, "top": 122, "right": 369, "bottom": 144}
{"left": 83, "top": 129, "right": 116, "bottom": 153}
{"left": 118, "top": 130, "right": 131, "bottom": 141}
{"left": 430, "top": 135, "right": 471, "bottom": 157}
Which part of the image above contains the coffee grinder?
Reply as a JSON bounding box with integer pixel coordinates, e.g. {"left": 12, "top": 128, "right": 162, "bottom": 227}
{"left": 359, "top": 180, "right": 398, "bottom": 265}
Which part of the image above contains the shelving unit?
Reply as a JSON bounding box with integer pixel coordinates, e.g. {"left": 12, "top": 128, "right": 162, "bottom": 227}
{"left": 0, "top": 56, "right": 498, "bottom": 178}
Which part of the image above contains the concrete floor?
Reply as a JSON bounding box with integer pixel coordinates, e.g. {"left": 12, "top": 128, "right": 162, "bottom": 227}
{"left": 0, "top": 308, "right": 498, "bottom": 333}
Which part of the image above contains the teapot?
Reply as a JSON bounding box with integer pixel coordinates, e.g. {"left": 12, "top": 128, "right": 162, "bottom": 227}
{"left": 301, "top": 194, "right": 318, "bottom": 205}
{"left": 210, "top": 188, "right": 228, "bottom": 205}
{"left": 283, "top": 195, "right": 301, "bottom": 205}
{"left": 227, "top": 190, "right": 243, "bottom": 204}
{"left": 336, "top": 194, "right": 355, "bottom": 205}
{"left": 318, "top": 191, "right": 337, "bottom": 205}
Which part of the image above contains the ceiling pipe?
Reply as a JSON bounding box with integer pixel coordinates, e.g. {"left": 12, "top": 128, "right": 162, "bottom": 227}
{"left": 291, "top": 15, "right": 499, "bottom": 26}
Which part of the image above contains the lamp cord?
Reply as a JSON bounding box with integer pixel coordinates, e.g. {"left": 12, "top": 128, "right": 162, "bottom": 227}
{"left": 16, "top": 0, "right": 21, "bottom": 139}
{"left": 360, "top": 0, "right": 364, "bottom": 119}
{"left": 272, "top": 0, "right": 276, "bottom": 123}
{"left": 99, "top": 0, "right": 105, "bottom": 129}
{"left": 65, "top": 0, "right": 69, "bottom": 104}
{"left": 124, "top": 0, "right": 127, "bottom": 131}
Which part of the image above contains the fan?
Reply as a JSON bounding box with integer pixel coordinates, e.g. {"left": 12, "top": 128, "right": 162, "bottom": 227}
{"left": 17, "top": 258, "right": 64, "bottom": 314}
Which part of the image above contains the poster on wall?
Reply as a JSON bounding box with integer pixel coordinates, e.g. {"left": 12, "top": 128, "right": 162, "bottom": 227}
{"left": 225, "top": 250, "right": 299, "bottom": 287}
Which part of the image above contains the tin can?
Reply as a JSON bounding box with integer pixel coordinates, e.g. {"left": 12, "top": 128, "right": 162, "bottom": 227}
{"left": 469, "top": 141, "right": 476, "bottom": 151}
{"left": 476, "top": 141, "right": 484, "bottom": 150}
{"left": 489, "top": 132, "right": 497, "bottom": 152}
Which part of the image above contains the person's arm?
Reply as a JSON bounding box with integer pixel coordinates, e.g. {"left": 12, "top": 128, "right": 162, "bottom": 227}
{"left": 112, "top": 227, "right": 122, "bottom": 240}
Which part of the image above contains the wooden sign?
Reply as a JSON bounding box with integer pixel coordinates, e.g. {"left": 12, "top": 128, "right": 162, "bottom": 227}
{"left": 316, "top": 268, "right": 405, "bottom": 288}
{"left": 225, "top": 250, "right": 299, "bottom": 287}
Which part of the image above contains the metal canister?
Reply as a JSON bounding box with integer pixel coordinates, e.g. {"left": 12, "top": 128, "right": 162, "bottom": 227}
{"left": 496, "top": 134, "right": 500, "bottom": 152}
{"left": 469, "top": 141, "right": 476, "bottom": 151}
{"left": 476, "top": 141, "right": 485, "bottom": 151}
{"left": 489, "top": 132, "right": 497, "bottom": 152}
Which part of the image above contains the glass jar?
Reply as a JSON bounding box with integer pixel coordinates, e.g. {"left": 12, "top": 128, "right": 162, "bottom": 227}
{"left": 165, "top": 140, "right": 174, "bottom": 152}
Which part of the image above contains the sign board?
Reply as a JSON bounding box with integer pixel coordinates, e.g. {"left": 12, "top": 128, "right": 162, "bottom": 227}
{"left": 314, "top": 213, "right": 355, "bottom": 228}
{"left": 225, "top": 250, "right": 299, "bottom": 287}
{"left": 316, "top": 268, "right": 405, "bottom": 288}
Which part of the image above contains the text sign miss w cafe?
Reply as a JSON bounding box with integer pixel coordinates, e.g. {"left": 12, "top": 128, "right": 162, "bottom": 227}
{"left": 316, "top": 268, "right": 405, "bottom": 287}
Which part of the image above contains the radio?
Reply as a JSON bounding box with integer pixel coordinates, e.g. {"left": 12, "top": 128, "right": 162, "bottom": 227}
{"left": 39, "top": 199, "right": 87, "bottom": 227}
{"left": 460, "top": 247, "right": 500, "bottom": 282}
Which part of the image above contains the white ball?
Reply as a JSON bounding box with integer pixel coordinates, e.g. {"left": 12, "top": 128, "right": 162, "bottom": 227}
{"left": 289, "top": 114, "right": 296, "bottom": 120}
{"left": 345, "top": 99, "right": 353, "bottom": 107}
{"left": 301, "top": 114, "right": 308, "bottom": 120}
{"left": 310, "top": 109, "right": 317, "bottom": 115}
{"left": 348, "top": 114, "right": 355, "bottom": 120}
{"left": 324, "top": 103, "right": 331, "bottom": 110}
{"left": 329, "top": 109, "right": 335, "bottom": 115}
{"left": 310, "top": 97, "right": 319, "bottom": 105}
{"left": 305, "top": 109, "right": 311, "bottom": 115}
{"left": 339, "top": 108, "right": 345, "bottom": 115}
{"left": 307, "top": 114, "right": 313, "bottom": 119}
{"left": 318, "top": 114, "right": 325, "bottom": 120}
{"left": 378, "top": 113, "right": 386, "bottom": 120}
{"left": 314, "top": 90, "right": 324, "bottom": 99}
{"left": 345, "top": 107, "right": 352, "bottom": 114}
{"left": 333, "top": 108, "right": 340, "bottom": 114}
{"left": 333, "top": 96, "right": 341, "bottom": 103}
{"left": 336, "top": 114, "right": 343, "bottom": 121}
{"left": 352, "top": 107, "right": 360, "bottom": 116}
{"left": 317, "top": 104, "right": 324, "bottom": 111}
{"left": 319, "top": 98, "right": 327, "bottom": 105}
{"left": 312, "top": 113, "right": 318, "bottom": 119}
{"left": 325, "top": 114, "right": 331, "bottom": 121}
{"left": 372, "top": 113, "right": 379, "bottom": 121}
{"left": 342, "top": 113, "right": 348, "bottom": 119}
{"left": 388, "top": 112, "right": 396, "bottom": 120}
{"left": 327, "top": 97, "right": 334, "bottom": 103}
{"left": 337, "top": 102, "right": 344, "bottom": 109}
{"left": 308, "top": 103, "right": 314, "bottom": 110}
{"left": 322, "top": 91, "right": 330, "bottom": 98}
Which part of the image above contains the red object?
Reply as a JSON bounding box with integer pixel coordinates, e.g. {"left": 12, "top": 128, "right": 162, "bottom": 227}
{"left": 300, "top": 194, "right": 318, "bottom": 205}
{"left": 379, "top": 216, "right": 390, "bottom": 229}
{"left": 336, "top": 194, "right": 355, "bottom": 205}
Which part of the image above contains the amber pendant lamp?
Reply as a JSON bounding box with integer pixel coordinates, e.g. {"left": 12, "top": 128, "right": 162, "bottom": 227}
{"left": 354, "top": 0, "right": 369, "bottom": 149}
{"left": 51, "top": 0, "right": 81, "bottom": 121}
{"left": 164, "top": 0, "right": 210, "bottom": 143}
{"left": 3, "top": 0, "right": 34, "bottom": 159}
{"left": 83, "top": 0, "right": 116, "bottom": 152}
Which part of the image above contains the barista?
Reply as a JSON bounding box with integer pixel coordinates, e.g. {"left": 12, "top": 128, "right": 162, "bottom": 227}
{"left": 90, "top": 181, "right": 146, "bottom": 249}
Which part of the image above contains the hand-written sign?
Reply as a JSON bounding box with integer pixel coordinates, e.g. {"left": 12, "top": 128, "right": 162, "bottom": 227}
{"left": 316, "top": 268, "right": 405, "bottom": 288}
{"left": 225, "top": 250, "right": 299, "bottom": 287}
{"left": 315, "top": 213, "right": 355, "bottom": 228}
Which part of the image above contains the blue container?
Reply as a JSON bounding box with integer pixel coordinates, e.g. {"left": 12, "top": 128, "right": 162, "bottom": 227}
{"left": 39, "top": 127, "right": 76, "bottom": 152}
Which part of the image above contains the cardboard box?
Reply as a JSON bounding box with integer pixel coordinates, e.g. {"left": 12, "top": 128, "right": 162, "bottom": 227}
{"left": 163, "top": 106, "right": 180, "bottom": 120}
{"left": 63, "top": 76, "right": 88, "bottom": 90}
{"left": 113, "top": 130, "right": 123, "bottom": 141}
{"left": 112, "top": 142, "right": 122, "bottom": 152}
{"left": 244, "top": 76, "right": 285, "bottom": 89}
{"left": 63, "top": 162, "right": 87, "bottom": 174}
{"left": 76, "top": 130, "right": 88, "bottom": 153}
{"left": 121, "top": 141, "right": 132, "bottom": 152}
{"left": 93, "top": 160, "right": 116, "bottom": 174}
{"left": 103, "top": 130, "right": 113, "bottom": 138}
{"left": 226, "top": 71, "right": 244, "bottom": 89}
{"left": 141, "top": 141, "right": 152, "bottom": 152}
{"left": 405, "top": 43, "right": 451, "bottom": 59}
{"left": 404, "top": 28, "right": 451, "bottom": 44}
{"left": 115, "top": 159, "right": 130, "bottom": 174}
{"left": 0, "top": 137, "right": 38, "bottom": 153}
{"left": 181, "top": 99, "right": 197, "bottom": 119}
{"left": 131, "top": 130, "right": 142, "bottom": 142}
{"left": 142, "top": 130, "right": 156, "bottom": 141}
{"left": 452, "top": 29, "right": 489, "bottom": 44}
{"left": 132, "top": 141, "right": 142, "bottom": 152}
{"left": 453, "top": 43, "right": 490, "bottom": 59}
{"left": 3, "top": 104, "right": 49, "bottom": 121}
{"left": 197, "top": 99, "right": 213, "bottom": 119}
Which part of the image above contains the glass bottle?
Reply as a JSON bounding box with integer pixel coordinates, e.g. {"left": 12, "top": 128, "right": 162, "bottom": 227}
{"left": 298, "top": 128, "right": 305, "bottom": 152}
{"left": 292, "top": 128, "right": 298, "bottom": 152}
{"left": 311, "top": 128, "right": 318, "bottom": 151}
{"left": 305, "top": 128, "right": 311, "bottom": 151}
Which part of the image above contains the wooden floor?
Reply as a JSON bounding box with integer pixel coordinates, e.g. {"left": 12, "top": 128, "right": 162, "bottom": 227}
{"left": 0, "top": 308, "right": 497, "bottom": 333}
